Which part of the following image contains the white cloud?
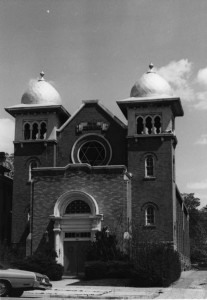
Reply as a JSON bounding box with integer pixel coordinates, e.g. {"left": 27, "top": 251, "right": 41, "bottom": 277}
{"left": 0, "top": 118, "right": 15, "bottom": 154}
{"left": 157, "top": 60, "right": 207, "bottom": 109}
{"left": 157, "top": 59, "right": 194, "bottom": 102}
{"left": 187, "top": 179, "right": 207, "bottom": 190}
{"left": 196, "top": 67, "right": 207, "bottom": 86}
{"left": 192, "top": 66, "right": 207, "bottom": 109}
{"left": 195, "top": 134, "right": 207, "bottom": 145}
{"left": 158, "top": 59, "right": 192, "bottom": 88}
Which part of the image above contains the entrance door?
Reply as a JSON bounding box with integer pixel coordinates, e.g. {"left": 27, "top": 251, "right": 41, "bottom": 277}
{"left": 64, "top": 241, "right": 90, "bottom": 275}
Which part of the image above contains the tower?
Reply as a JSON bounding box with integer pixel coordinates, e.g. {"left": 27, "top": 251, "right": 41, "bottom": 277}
{"left": 117, "top": 64, "right": 184, "bottom": 247}
{"left": 5, "top": 73, "right": 70, "bottom": 248}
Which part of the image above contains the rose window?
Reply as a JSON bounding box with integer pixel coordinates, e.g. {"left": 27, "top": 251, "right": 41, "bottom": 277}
{"left": 71, "top": 134, "right": 112, "bottom": 166}
{"left": 78, "top": 141, "right": 106, "bottom": 166}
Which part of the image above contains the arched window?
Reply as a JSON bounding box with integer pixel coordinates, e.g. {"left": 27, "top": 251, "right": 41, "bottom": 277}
{"left": 65, "top": 200, "right": 91, "bottom": 214}
{"left": 29, "top": 160, "right": 38, "bottom": 181}
{"left": 145, "top": 116, "right": 153, "bottom": 134}
{"left": 23, "top": 120, "right": 47, "bottom": 140}
{"left": 154, "top": 116, "right": 162, "bottom": 134}
{"left": 145, "top": 205, "right": 155, "bottom": 226}
{"left": 145, "top": 155, "right": 154, "bottom": 177}
{"left": 137, "top": 117, "right": 144, "bottom": 134}
{"left": 24, "top": 123, "right": 31, "bottom": 140}
{"left": 32, "top": 123, "right": 39, "bottom": 140}
{"left": 40, "top": 122, "right": 47, "bottom": 139}
{"left": 135, "top": 115, "right": 162, "bottom": 135}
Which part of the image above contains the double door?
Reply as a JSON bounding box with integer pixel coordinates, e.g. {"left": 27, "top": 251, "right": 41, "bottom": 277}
{"left": 64, "top": 241, "right": 90, "bottom": 275}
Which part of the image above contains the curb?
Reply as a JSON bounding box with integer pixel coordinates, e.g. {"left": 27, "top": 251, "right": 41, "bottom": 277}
{"left": 27, "top": 290, "right": 160, "bottom": 299}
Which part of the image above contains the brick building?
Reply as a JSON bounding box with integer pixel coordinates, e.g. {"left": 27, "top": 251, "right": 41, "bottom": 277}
{"left": 5, "top": 65, "right": 190, "bottom": 274}
{"left": 0, "top": 152, "right": 12, "bottom": 245}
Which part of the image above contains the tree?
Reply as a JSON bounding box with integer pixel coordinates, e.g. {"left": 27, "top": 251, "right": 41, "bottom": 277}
{"left": 182, "top": 193, "right": 200, "bottom": 211}
{"left": 5, "top": 153, "right": 14, "bottom": 178}
{"left": 182, "top": 193, "right": 207, "bottom": 263}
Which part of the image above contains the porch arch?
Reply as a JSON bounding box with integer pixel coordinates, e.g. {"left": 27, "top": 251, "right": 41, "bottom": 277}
{"left": 52, "top": 191, "right": 102, "bottom": 268}
{"left": 54, "top": 190, "right": 99, "bottom": 217}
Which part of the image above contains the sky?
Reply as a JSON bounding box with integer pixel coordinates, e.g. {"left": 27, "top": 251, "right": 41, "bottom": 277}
{"left": 1, "top": 0, "right": 207, "bottom": 207}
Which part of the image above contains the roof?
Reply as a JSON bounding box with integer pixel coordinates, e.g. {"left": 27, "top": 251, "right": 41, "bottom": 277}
{"left": 5, "top": 103, "right": 70, "bottom": 119}
{"left": 57, "top": 100, "right": 127, "bottom": 132}
{"left": 117, "top": 96, "right": 184, "bottom": 118}
{"left": 130, "top": 64, "right": 174, "bottom": 98}
{"left": 21, "top": 72, "right": 62, "bottom": 105}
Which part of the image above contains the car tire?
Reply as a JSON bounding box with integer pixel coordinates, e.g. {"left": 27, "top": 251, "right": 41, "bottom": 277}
{"left": 0, "top": 280, "right": 10, "bottom": 297}
{"left": 9, "top": 288, "right": 24, "bottom": 297}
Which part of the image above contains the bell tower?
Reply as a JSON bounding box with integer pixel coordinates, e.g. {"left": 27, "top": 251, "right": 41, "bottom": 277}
{"left": 5, "top": 73, "right": 70, "bottom": 247}
{"left": 117, "top": 64, "right": 184, "bottom": 246}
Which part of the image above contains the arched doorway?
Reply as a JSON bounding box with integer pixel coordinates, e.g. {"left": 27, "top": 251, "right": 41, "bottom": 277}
{"left": 52, "top": 191, "right": 103, "bottom": 275}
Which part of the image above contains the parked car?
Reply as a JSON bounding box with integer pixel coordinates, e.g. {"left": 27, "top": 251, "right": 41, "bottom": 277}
{"left": 0, "top": 263, "right": 52, "bottom": 297}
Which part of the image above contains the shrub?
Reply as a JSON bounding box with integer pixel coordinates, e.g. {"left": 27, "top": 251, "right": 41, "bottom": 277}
{"left": 85, "top": 261, "right": 108, "bottom": 279}
{"left": 84, "top": 260, "right": 133, "bottom": 280}
{"left": 12, "top": 244, "right": 64, "bottom": 281}
{"left": 86, "top": 227, "right": 128, "bottom": 262}
{"left": 131, "top": 243, "right": 181, "bottom": 287}
{"left": 107, "top": 261, "right": 133, "bottom": 278}
{"left": 0, "top": 241, "right": 25, "bottom": 265}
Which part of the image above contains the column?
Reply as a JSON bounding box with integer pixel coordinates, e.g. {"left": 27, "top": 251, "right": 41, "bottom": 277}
{"left": 53, "top": 220, "right": 62, "bottom": 264}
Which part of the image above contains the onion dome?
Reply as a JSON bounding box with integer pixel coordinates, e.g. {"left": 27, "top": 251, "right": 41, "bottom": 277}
{"left": 130, "top": 64, "right": 174, "bottom": 98}
{"left": 21, "top": 72, "right": 62, "bottom": 105}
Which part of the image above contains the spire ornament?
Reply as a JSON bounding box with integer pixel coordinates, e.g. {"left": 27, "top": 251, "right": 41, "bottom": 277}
{"left": 147, "top": 63, "right": 155, "bottom": 73}
{"left": 38, "top": 71, "right": 45, "bottom": 81}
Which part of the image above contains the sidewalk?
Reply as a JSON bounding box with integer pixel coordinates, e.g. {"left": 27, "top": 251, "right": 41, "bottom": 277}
{"left": 28, "top": 277, "right": 162, "bottom": 299}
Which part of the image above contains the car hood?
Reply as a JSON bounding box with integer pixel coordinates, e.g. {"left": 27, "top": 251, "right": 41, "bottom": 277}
{"left": 1, "top": 268, "right": 36, "bottom": 278}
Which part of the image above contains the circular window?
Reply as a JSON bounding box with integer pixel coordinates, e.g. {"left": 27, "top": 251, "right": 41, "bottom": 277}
{"left": 71, "top": 134, "right": 112, "bottom": 166}
{"left": 78, "top": 140, "right": 106, "bottom": 166}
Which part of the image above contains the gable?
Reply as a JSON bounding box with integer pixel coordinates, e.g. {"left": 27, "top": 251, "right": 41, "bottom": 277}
{"left": 56, "top": 100, "right": 127, "bottom": 167}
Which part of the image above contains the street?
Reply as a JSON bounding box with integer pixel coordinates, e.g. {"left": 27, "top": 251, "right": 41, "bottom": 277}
{"left": 157, "top": 269, "right": 207, "bottom": 299}
{"left": 4, "top": 270, "right": 207, "bottom": 299}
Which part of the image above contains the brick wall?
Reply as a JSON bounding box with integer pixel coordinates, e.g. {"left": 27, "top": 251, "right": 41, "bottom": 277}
{"left": 56, "top": 103, "right": 127, "bottom": 166}
{"left": 176, "top": 190, "right": 190, "bottom": 268}
{"left": 0, "top": 175, "right": 12, "bottom": 243}
{"left": 128, "top": 136, "right": 174, "bottom": 243}
{"left": 31, "top": 167, "right": 128, "bottom": 252}
{"left": 12, "top": 142, "right": 55, "bottom": 243}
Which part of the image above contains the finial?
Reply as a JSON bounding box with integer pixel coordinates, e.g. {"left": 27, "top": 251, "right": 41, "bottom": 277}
{"left": 147, "top": 63, "right": 155, "bottom": 73}
{"left": 38, "top": 71, "right": 45, "bottom": 81}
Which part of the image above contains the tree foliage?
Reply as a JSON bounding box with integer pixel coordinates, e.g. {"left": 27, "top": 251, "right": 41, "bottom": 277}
{"left": 5, "top": 153, "right": 14, "bottom": 178}
{"left": 182, "top": 193, "right": 200, "bottom": 211}
{"left": 131, "top": 243, "right": 181, "bottom": 287}
{"left": 182, "top": 193, "right": 207, "bottom": 263}
{"left": 86, "top": 227, "right": 128, "bottom": 262}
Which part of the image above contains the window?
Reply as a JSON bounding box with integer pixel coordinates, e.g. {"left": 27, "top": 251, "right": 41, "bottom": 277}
{"left": 137, "top": 117, "right": 144, "bottom": 134}
{"left": 65, "top": 200, "right": 91, "bottom": 214}
{"left": 65, "top": 232, "right": 91, "bottom": 238}
{"left": 29, "top": 160, "right": 38, "bottom": 181}
{"left": 78, "top": 141, "right": 106, "bottom": 166}
{"left": 154, "top": 116, "right": 161, "bottom": 134}
{"left": 145, "top": 205, "right": 155, "bottom": 226}
{"left": 32, "top": 123, "right": 39, "bottom": 140}
{"left": 40, "top": 122, "right": 47, "bottom": 139}
{"left": 136, "top": 115, "right": 162, "bottom": 135}
{"left": 23, "top": 121, "right": 47, "bottom": 140}
{"left": 24, "top": 123, "right": 31, "bottom": 140}
{"left": 145, "top": 155, "right": 154, "bottom": 177}
{"left": 145, "top": 116, "right": 153, "bottom": 134}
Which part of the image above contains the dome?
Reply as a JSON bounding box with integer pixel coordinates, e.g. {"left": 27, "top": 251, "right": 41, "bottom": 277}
{"left": 21, "top": 72, "right": 62, "bottom": 105}
{"left": 130, "top": 64, "right": 174, "bottom": 98}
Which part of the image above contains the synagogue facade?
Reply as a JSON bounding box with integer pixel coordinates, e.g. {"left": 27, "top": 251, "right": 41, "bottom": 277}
{"left": 5, "top": 65, "right": 190, "bottom": 274}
